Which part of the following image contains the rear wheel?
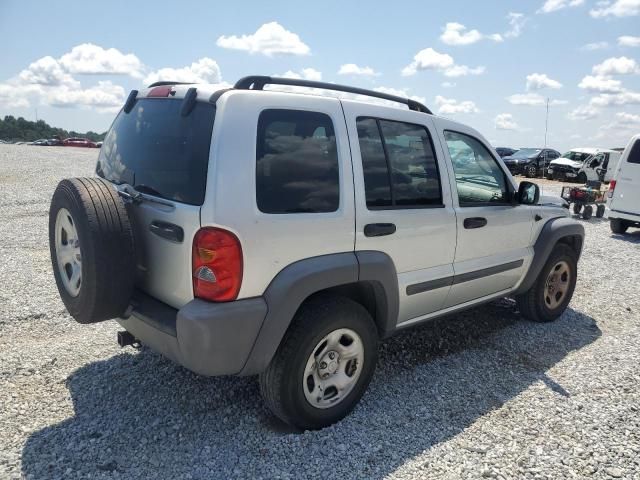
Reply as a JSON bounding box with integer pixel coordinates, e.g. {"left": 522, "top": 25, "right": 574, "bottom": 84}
{"left": 582, "top": 205, "right": 593, "bottom": 220}
{"left": 516, "top": 244, "right": 578, "bottom": 323}
{"left": 610, "top": 218, "right": 628, "bottom": 234}
{"left": 525, "top": 165, "right": 537, "bottom": 178}
{"left": 49, "top": 177, "right": 136, "bottom": 324}
{"left": 259, "top": 295, "right": 378, "bottom": 430}
{"left": 572, "top": 203, "right": 582, "bottom": 215}
{"left": 596, "top": 204, "right": 606, "bottom": 218}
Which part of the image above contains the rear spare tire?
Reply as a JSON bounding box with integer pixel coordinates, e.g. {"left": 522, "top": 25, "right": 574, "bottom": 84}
{"left": 49, "top": 177, "right": 135, "bottom": 323}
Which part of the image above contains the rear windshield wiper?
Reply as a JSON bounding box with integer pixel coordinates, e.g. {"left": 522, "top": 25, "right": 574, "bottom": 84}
{"left": 134, "top": 184, "right": 165, "bottom": 199}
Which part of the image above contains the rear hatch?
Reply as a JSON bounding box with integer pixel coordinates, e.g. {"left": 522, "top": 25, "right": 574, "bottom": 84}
{"left": 96, "top": 93, "right": 216, "bottom": 309}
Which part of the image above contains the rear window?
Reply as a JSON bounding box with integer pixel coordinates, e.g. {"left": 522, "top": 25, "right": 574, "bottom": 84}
{"left": 256, "top": 109, "right": 339, "bottom": 214}
{"left": 627, "top": 140, "right": 640, "bottom": 164}
{"left": 96, "top": 98, "right": 215, "bottom": 206}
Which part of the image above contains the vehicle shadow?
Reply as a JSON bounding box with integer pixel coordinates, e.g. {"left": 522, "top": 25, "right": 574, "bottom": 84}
{"left": 22, "top": 301, "right": 601, "bottom": 479}
{"left": 609, "top": 230, "right": 640, "bottom": 244}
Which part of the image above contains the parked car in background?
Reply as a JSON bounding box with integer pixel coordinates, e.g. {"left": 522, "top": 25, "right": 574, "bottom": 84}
{"left": 31, "top": 139, "right": 50, "bottom": 145}
{"left": 580, "top": 149, "right": 621, "bottom": 183}
{"left": 608, "top": 134, "right": 640, "bottom": 234}
{"left": 63, "top": 137, "right": 98, "bottom": 148}
{"left": 547, "top": 148, "right": 616, "bottom": 183}
{"left": 31, "top": 138, "right": 62, "bottom": 146}
{"left": 502, "top": 148, "right": 560, "bottom": 178}
{"left": 495, "top": 147, "right": 518, "bottom": 158}
{"left": 95, "top": 141, "right": 103, "bottom": 148}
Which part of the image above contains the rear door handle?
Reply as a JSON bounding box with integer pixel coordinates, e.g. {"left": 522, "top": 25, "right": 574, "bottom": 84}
{"left": 463, "top": 217, "right": 487, "bottom": 229}
{"left": 150, "top": 221, "right": 184, "bottom": 243}
{"left": 364, "top": 223, "right": 396, "bottom": 237}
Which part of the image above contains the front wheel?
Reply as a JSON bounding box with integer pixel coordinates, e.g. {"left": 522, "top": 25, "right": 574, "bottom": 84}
{"left": 525, "top": 165, "right": 537, "bottom": 178}
{"left": 516, "top": 244, "right": 578, "bottom": 322}
{"left": 573, "top": 203, "right": 582, "bottom": 215}
{"left": 259, "top": 295, "right": 378, "bottom": 430}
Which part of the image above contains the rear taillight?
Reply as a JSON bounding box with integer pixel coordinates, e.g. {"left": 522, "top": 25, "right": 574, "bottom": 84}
{"left": 608, "top": 180, "right": 616, "bottom": 198}
{"left": 192, "top": 228, "right": 243, "bottom": 302}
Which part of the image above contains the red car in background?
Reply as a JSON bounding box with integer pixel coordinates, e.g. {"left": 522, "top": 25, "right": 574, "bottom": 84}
{"left": 63, "top": 137, "right": 98, "bottom": 148}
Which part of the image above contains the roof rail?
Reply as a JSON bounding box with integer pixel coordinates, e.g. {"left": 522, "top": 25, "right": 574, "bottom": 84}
{"left": 234, "top": 75, "right": 432, "bottom": 115}
{"left": 147, "top": 81, "right": 195, "bottom": 88}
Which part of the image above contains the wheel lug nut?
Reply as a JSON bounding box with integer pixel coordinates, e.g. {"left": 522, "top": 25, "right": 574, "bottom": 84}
{"left": 320, "top": 361, "right": 327, "bottom": 369}
{"left": 329, "top": 352, "right": 335, "bottom": 360}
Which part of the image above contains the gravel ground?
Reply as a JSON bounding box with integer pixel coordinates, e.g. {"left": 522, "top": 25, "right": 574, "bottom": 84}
{"left": 1, "top": 144, "right": 639, "bottom": 480}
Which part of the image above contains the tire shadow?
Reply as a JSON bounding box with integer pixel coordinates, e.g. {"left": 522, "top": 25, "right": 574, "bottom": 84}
{"left": 22, "top": 301, "right": 600, "bottom": 479}
{"left": 609, "top": 230, "right": 640, "bottom": 244}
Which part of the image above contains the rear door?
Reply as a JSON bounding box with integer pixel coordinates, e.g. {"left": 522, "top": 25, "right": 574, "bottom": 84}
{"left": 342, "top": 101, "right": 457, "bottom": 325}
{"left": 435, "top": 122, "right": 534, "bottom": 308}
{"left": 96, "top": 96, "right": 216, "bottom": 309}
{"left": 612, "top": 138, "right": 640, "bottom": 214}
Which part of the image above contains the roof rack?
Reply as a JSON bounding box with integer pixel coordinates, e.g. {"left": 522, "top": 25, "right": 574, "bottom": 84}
{"left": 147, "top": 81, "right": 195, "bottom": 88}
{"left": 234, "top": 75, "right": 432, "bottom": 115}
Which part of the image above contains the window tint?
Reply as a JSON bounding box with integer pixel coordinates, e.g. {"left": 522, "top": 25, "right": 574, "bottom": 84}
{"left": 444, "top": 131, "right": 509, "bottom": 206}
{"left": 628, "top": 140, "right": 640, "bottom": 164}
{"left": 96, "top": 98, "right": 216, "bottom": 206}
{"left": 256, "top": 109, "right": 339, "bottom": 214}
{"left": 357, "top": 117, "right": 442, "bottom": 209}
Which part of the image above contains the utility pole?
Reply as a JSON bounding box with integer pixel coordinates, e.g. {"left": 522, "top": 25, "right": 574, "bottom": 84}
{"left": 35, "top": 108, "right": 38, "bottom": 122}
{"left": 544, "top": 97, "right": 549, "bottom": 148}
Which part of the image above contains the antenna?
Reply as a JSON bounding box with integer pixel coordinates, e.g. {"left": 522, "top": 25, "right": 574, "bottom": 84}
{"left": 544, "top": 98, "right": 549, "bottom": 148}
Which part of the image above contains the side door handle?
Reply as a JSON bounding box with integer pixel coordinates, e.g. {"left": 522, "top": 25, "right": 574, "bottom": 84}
{"left": 463, "top": 217, "right": 487, "bottom": 229}
{"left": 150, "top": 220, "right": 184, "bottom": 243}
{"left": 364, "top": 223, "right": 396, "bottom": 237}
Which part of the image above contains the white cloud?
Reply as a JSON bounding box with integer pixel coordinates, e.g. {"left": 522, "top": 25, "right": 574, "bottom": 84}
{"left": 337, "top": 64, "right": 379, "bottom": 76}
{"left": 616, "top": 111, "right": 640, "bottom": 122}
{"left": 589, "top": 90, "right": 640, "bottom": 106}
{"left": 538, "top": 0, "right": 584, "bottom": 13}
{"left": 592, "top": 56, "right": 640, "bottom": 75}
{"left": 435, "top": 95, "right": 478, "bottom": 114}
{"left": 495, "top": 113, "right": 519, "bottom": 130}
{"left": 441, "top": 81, "right": 456, "bottom": 88}
{"left": 567, "top": 105, "right": 599, "bottom": 120}
{"left": 216, "top": 22, "right": 310, "bottom": 56}
{"left": 279, "top": 68, "right": 322, "bottom": 81}
{"left": 0, "top": 83, "right": 42, "bottom": 109}
{"left": 46, "top": 81, "right": 126, "bottom": 113}
{"left": 526, "top": 73, "right": 563, "bottom": 90}
{"left": 582, "top": 41, "right": 609, "bottom": 50}
{"left": 507, "top": 93, "right": 567, "bottom": 106}
{"left": 618, "top": 35, "right": 640, "bottom": 46}
{"left": 590, "top": 0, "right": 640, "bottom": 17}
{"left": 17, "top": 56, "right": 79, "bottom": 88}
{"left": 402, "top": 47, "right": 485, "bottom": 77}
{"left": 59, "top": 43, "right": 144, "bottom": 77}
{"left": 504, "top": 12, "right": 526, "bottom": 38}
{"left": 578, "top": 75, "right": 623, "bottom": 93}
{"left": 144, "top": 58, "right": 223, "bottom": 86}
{"left": 439, "top": 22, "right": 502, "bottom": 46}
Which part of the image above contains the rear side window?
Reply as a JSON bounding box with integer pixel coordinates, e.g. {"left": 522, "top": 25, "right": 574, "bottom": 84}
{"left": 356, "top": 117, "right": 442, "bottom": 209}
{"left": 628, "top": 140, "right": 640, "bottom": 164}
{"left": 96, "top": 98, "right": 215, "bottom": 206}
{"left": 256, "top": 109, "right": 339, "bottom": 214}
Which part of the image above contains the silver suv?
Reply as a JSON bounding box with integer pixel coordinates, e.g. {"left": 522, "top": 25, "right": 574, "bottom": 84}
{"left": 48, "top": 76, "right": 585, "bottom": 430}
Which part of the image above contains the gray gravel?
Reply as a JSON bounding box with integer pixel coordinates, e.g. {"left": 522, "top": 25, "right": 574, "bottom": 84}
{"left": 1, "top": 144, "right": 639, "bottom": 480}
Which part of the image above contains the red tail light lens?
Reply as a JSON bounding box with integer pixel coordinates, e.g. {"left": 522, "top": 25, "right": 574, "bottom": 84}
{"left": 608, "top": 180, "right": 616, "bottom": 198}
{"left": 192, "top": 228, "right": 243, "bottom": 302}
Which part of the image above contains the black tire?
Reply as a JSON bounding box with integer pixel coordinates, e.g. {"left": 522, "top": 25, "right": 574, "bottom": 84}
{"left": 582, "top": 205, "right": 593, "bottom": 220}
{"left": 525, "top": 165, "right": 537, "bottom": 178}
{"left": 259, "top": 295, "right": 378, "bottom": 430}
{"left": 573, "top": 203, "right": 582, "bottom": 215}
{"left": 516, "top": 243, "right": 578, "bottom": 323}
{"left": 610, "top": 218, "right": 628, "bottom": 234}
{"left": 576, "top": 172, "right": 587, "bottom": 184}
{"left": 545, "top": 172, "right": 553, "bottom": 180}
{"left": 49, "top": 177, "right": 135, "bottom": 324}
{"left": 596, "top": 204, "right": 606, "bottom": 218}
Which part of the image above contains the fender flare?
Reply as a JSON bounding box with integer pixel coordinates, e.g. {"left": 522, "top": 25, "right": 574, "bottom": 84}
{"left": 239, "top": 251, "right": 399, "bottom": 375}
{"left": 515, "top": 217, "right": 585, "bottom": 295}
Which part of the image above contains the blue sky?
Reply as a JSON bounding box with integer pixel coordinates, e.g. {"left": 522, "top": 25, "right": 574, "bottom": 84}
{"left": 1, "top": 0, "right": 639, "bottom": 151}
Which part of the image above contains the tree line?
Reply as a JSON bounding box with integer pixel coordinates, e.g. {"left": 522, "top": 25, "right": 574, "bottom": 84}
{"left": 0, "top": 115, "right": 107, "bottom": 142}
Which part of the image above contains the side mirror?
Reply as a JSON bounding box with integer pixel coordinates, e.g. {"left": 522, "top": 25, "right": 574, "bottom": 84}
{"left": 518, "top": 181, "right": 540, "bottom": 205}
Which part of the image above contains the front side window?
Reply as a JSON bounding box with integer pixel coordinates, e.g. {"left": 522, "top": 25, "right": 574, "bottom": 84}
{"left": 356, "top": 117, "right": 442, "bottom": 209}
{"left": 256, "top": 109, "right": 339, "bottom": 214}
{"left": 444, "top": 131, "right": 510, "bottom": 206}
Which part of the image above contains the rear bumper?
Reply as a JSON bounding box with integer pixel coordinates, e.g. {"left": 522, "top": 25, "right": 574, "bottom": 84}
{"left": 117, "top": 290, "right": 267, "bottom": 376}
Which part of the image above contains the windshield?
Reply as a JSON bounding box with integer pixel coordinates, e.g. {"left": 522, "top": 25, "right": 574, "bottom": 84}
{"left": 560, "top": 150, "right": 592, "bottom": 162}
{"left": 96, "top": 98, "right": 215, "bottom": 206}
{"left": 510, "top": 148, "right": 541, "bottom": 158}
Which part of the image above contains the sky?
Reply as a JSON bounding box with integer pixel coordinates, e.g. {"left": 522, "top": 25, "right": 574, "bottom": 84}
{"left": 1, "top": 0, "right": 639, "bottom": 151}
